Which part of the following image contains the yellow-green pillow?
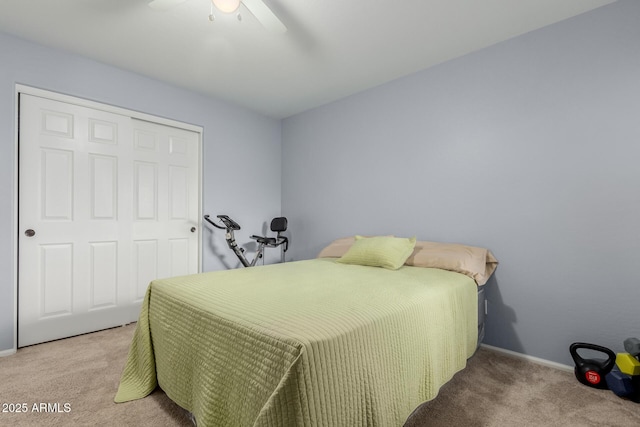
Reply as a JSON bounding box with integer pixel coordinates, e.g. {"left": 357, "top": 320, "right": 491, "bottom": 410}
{"left": 337, "top": 235, "right": 416, "bottom": 270}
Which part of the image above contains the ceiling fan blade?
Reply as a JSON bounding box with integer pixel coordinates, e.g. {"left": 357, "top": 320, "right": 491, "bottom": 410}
{"left": 242, "top": 0, "right": 287, "bottom": 33}
{"left": 148, "top": 0, "right": 188, "bottom": 10}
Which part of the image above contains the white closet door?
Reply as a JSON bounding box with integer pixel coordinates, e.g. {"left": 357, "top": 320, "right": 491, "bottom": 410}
{"left": 18, "top": 94, "right": 200, "bottom": 347}
{"left": 130, "top": 119, "right": 200, "bottom": 302}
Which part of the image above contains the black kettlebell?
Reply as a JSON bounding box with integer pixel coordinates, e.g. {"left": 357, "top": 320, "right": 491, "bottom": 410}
{"left": 569, "top": 342, "right": 616, "bottom": 390}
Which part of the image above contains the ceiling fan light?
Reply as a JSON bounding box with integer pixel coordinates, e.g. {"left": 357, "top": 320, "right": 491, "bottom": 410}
{"left": 212, "top": 0, "right": 241, "bottom": 14}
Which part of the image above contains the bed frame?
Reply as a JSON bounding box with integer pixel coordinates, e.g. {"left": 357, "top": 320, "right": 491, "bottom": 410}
{"left": 477, "top": 285, "right": 486, "bottom": 347}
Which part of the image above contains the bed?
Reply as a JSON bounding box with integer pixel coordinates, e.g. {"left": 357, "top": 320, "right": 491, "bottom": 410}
{"left": 115, "top": 236, "right": 497, "bottom": 426}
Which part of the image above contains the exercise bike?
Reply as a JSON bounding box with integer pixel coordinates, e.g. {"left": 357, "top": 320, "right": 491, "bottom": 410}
{"left": 204, "top": 214, "right": 289, "bottom": 267}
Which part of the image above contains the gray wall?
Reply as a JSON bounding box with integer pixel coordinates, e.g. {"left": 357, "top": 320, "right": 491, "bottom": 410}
{"left": 282, "top": 0, "right": 640, "bottom": 366}
{"left": 0, "top": 33, "right": 281, "bottom": 352}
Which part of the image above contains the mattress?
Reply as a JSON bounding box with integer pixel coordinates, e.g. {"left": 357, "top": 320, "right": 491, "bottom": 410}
{"left": 115, "top": 258, "right": 478, "bottom": 426}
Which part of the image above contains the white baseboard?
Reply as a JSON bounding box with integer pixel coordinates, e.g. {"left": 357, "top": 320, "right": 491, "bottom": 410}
{"left": 0, "top": 348, "right": 17, "bottom": 358}
{"left": 481, "top": 343, "right": 574, "bottom": 373}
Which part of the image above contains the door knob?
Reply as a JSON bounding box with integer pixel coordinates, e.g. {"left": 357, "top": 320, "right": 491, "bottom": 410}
{"left": 25, "top": 229, "right": 36, "bottom": 237}
{"left": 190, "top": 227, "right": 196, "bottom": 233}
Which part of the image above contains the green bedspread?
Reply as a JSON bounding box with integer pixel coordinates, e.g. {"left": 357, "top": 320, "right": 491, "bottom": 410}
{"left": 115, "top": 258, "right": 477, "bottom": 426}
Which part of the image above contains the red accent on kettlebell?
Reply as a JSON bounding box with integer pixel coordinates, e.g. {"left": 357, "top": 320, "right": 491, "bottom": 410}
{"left": 585, "top": 370, "right": 601, "bottom": 385}
{"left": 570, "top": 342, "right": 616, "bottom": 390}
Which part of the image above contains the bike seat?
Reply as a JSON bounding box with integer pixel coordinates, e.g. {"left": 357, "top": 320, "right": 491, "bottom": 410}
{"left": 251, "top": 235, "right": 286, "bottom": 247}
{"left": 250, "top": 235, "right": 275, "bottom": 245}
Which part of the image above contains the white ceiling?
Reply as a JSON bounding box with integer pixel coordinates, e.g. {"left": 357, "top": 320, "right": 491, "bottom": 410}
{"left": 0, "top": 0, "right": 616, "bottom": 119}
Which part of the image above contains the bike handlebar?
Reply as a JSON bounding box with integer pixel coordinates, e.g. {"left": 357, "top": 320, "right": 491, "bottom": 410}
{"left": 204, "top": 214, "right": 241, "bottom": 231}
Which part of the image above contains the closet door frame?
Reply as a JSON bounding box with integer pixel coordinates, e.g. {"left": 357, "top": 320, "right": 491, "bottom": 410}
{"left": 11, "top": 84, "right": 203, "bottom": 351}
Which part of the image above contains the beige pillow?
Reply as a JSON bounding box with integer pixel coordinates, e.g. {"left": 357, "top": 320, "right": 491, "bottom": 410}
{"left": 317, "top": 236, "right": 356, "bottom": 258}
{"left": 317, "top": 235, "right": 394, "bottom": 259}
{"left": 405, "top": 241, "right": 498, "bottom": 285}
{"left": 336, "top": 235, "right": 416, "bottom": 270}
{"left": 319, "top": 236, "right": 498, "bottom": 285}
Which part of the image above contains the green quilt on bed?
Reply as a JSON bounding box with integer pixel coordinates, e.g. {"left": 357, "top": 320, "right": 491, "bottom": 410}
{"left": 115, "top": 258, "right": 477, "bottom": 426}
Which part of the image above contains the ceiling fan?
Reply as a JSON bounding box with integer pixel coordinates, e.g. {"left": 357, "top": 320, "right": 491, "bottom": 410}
{"left": 148, "top": 0, "right": 287, "bottom": 33}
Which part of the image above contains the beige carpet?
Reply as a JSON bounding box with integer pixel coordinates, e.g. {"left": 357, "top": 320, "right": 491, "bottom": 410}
{"left": 0, "top": 324, "right": 638, "bottom": 426}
